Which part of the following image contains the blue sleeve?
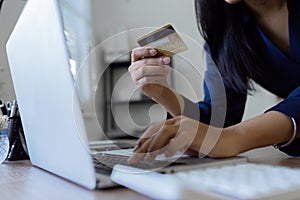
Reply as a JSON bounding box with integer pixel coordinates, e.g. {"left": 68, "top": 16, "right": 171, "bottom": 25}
{"left": 266, "top": 86, "right": 300, "bottom": 156}
{"left": 183, "top": 44, "right": 247, "bottom": 128}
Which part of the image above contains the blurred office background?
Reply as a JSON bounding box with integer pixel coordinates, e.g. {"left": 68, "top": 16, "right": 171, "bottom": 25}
{"left": 0, "top": 0, "right": 279, "bottom": 141}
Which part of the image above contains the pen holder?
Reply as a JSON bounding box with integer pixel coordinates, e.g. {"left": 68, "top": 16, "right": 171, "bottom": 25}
{"left": 0, "top": 134, "right": 9, "bottom": 164}
{"left": 0, "top": 100, "right": 29, "bottom": 161}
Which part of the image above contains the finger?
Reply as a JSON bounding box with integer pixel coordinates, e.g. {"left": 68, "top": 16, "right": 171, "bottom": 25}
{"left": 134, "top": 121, "right": 166, "bottom": 150}
{"left": 132, "top": 127, "right": 174, "bottom": 163}
{"left": 128, "top": 139, "right": 153, "bottom": 164}
{"left": 134, "top": 118, "right": 177, "bottom": 152}
{"left": 130, "top": 65, "right": 172, "bottom": 82}
{"left": 131, "top": 47, "right": 157, "bottom": 62}
{"left": 128, "top": 56, "right": 171, "bottom": 72}
{"left": 136, "top": 76, "right": 166, "bottom": 86}
{"left": 147, "top": 124, "right": 179, "bottom": 153}
{"left": 165, "top": 117, "right": 200, "bottom": 157}
{"left": 145, "top": 125, "right": 179, "bottom": 161}
{"left": 144, "top": 145, "right": 170, "bottom": 161}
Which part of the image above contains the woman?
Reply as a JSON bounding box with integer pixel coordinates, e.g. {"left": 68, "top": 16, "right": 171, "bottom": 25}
{"left": 128, "top": 0, "right": 300, "bottom": 163}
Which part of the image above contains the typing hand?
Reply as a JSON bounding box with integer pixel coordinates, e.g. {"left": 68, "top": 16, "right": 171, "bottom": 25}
{"left": 127, "top": 116, "right": 201, "bottom": 164}
{"left": 127, "top": 115, "right": 243, "bottom": 164}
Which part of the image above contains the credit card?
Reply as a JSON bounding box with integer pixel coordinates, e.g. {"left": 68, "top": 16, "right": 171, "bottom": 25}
{"left": 137, "top": 24, "right": 188, "bottom": 56}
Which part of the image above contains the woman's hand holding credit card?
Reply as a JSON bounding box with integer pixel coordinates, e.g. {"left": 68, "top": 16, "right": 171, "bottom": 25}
{"left": 128, "top": 24, "right": 188, "bottom": 100}
{"left": 128, "top": 24, "right": 189, "bottom": 163}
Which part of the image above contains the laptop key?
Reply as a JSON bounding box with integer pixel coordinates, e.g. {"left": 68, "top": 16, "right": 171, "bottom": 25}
{"left": 93, "top": 153, "right": 172, "bottom": 170}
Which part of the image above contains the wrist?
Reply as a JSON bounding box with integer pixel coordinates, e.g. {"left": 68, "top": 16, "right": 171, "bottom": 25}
{"left": 152, "top": 87, "right": 183, "bottom": 116}
{"left": 229, "top": 111, "right": 297, "bottom": 154}
{"left": 202, "top": 126, "right": 242, "bottom": 158}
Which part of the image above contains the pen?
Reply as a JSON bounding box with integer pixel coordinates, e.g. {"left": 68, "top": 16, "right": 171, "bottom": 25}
{"left": 0, "top": 99, "right": 7, "bottom": 115}
{"left": 10, "top": 100, "right": 18, "bottom": 118}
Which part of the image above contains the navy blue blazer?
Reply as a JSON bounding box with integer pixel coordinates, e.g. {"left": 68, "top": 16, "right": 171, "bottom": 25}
{"left": 196, "top": 0, "right": 300, "bottom": 156}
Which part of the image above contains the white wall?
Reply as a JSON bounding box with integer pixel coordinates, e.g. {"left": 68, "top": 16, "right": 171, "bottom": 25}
{"left": 0, "top": 0, "right": 26, "bottom": 101}
{"left": 91, "top": 0, "right": 204, "bottom": 101}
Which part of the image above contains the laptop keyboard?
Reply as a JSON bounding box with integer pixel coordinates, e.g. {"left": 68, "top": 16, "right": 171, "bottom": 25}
{"left": 93, "top": 152, "right": 172, "bottom": 173}
{"left": 93, "top": 151, "right": 248, "bottom": 176}
{"left": 175, "top": 163, "right": 300, "bottom": 200}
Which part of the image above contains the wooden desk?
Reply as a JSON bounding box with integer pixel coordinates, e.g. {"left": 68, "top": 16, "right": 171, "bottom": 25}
{"left": 0, "top": 162, "right": 149, "bottom": 200}
{"left": 0, "top": 146, "right": 299, "bottom": 200}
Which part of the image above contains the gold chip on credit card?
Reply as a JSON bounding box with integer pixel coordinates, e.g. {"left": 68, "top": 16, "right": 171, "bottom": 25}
{"left": 137, "top": 24, "right": 188, "bottom": 56}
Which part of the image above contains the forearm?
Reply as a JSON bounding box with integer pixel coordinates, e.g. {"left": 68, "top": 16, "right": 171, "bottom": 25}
{"left": 230, "top": 111, "right": 300, "bottom": 154}
{"left": 152, "top": 87, "right": 184, "bottom": 117}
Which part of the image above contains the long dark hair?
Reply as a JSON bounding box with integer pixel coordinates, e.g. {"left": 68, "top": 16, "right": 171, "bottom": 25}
{"left": 0, "top": 0, "right": 4, "bottom": 13}
{"left": 195, "top": 0, "right": 260, "bottom": 94}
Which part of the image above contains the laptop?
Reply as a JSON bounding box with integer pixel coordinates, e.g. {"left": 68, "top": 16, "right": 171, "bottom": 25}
{"left": 6, "top": 0, "right": 246, "bottom": 190}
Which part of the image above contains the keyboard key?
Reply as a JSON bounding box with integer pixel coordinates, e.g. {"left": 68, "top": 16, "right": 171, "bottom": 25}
{"left": 175, "top": 163, "right": 300, "bottom": 200}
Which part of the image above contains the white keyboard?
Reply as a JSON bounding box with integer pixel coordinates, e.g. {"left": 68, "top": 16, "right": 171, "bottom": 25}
{"left": 112, "top": 163, "right": 300, "bottom": 200}
{"left": 176, "top": 163, "right": 300, "bottom": 200}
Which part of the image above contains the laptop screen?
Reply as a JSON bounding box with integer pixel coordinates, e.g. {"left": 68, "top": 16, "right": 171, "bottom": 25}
{"left": 57, "top": 0, "right": 167, "bottom": 142}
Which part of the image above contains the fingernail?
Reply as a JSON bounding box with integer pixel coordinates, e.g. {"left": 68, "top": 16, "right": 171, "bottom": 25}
{"left": 163, "top": 57, "right": 170, "bottom": 64}
{"left": 149, "top": 49, "right": 156, "bottom": 56}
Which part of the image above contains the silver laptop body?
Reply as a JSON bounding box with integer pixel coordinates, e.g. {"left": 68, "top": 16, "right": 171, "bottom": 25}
{"left": 6, "top": 0, "right": 110, "bottom": 189}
